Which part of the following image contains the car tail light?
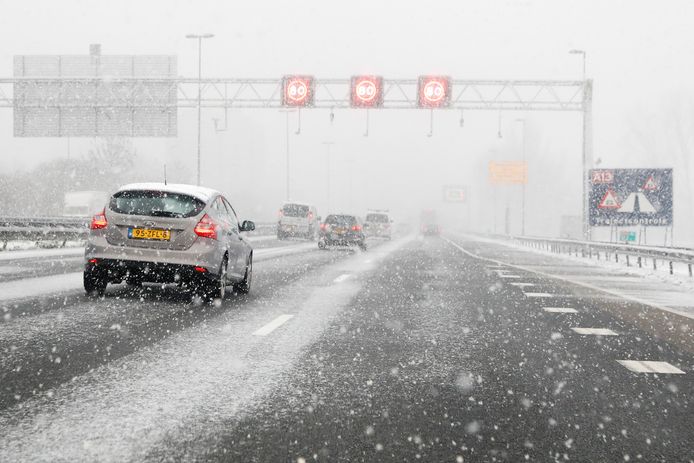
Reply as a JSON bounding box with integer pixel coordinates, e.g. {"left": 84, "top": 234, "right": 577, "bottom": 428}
{"left": 194, "top": 266, "right": 207, "bottom": 273}
{"left": 88, "top": 258, "right": 99, "bottom": 264}
{"left": 278, "top": 209, "right": 284, "bottom": 218}
{"left": 320, "top": 223, "right": 327, "bottom": 231}
{"left": 90, "top": 209, "right": 108, "bottom": 230}
{"left": 352, "top": 224, "right": 362, "bottom": 232}
{"left": 194, "top": 214, "right": 218, "bottom": 240}
{"left": 308, "top": 211, "right": 314, "bottom": 220}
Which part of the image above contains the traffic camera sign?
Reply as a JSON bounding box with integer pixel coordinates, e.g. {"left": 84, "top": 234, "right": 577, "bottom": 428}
{"left": 417, "top": 76, "right": 451, "bottom": 108}
{"left": 282, "top": 75, "right": 314, "bottom": 107}
{"left": 350, "top": 76, "right": 384, "bottom": 108}
{"left": 589, "top": 168, "right": 673, "bottom": 226}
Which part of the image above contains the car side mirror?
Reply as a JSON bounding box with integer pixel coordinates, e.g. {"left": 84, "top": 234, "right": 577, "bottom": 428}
{"left": 240, "top": 220, "right": 255, "bottom": 232}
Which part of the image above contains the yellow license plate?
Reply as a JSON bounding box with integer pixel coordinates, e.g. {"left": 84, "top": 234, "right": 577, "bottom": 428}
{"left": 129, "top": 228, "right": 171, "bottom": 241}
{"left": 334, "top": 228, "right": 346, "bottom": 234}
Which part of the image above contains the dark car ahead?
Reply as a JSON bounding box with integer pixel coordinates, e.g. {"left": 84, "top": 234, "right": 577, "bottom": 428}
{"left": 420, "top": 209, "right": 440, "bottom": 236}
{"left": 318, "top": 214, "right": 367, "bottom": 250}
{"left": 84, "top": 183, "right": 255, "bottom": 301}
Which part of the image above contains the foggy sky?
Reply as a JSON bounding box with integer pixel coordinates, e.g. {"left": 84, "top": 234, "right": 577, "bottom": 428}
{"left": 1, "top": 0, "right": 693, "bottom": 243}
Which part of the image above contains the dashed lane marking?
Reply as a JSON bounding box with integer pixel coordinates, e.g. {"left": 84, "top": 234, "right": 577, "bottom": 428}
{"left": 442, "top": 236, "right": 694, "bottom": 321}
{"left": 509, "top": 282, "right": 535, "bottom": 288}
{"left": 524, "top": 292, "right": 555, "bottom": 298}
{"left": 543, "top": 307, "right": 578, "bottom": 313}
{"left": 571, "top": 327, "right": 619, "bottom": 336}
{"left": 498, "top": 274, "right": 522, "bottom": 279}
{"left": 252, "top": 314, "right": 294, "bottom": 336}
{"left": 617, "top": 360, "right": 685, "bottom": 374}
{"left": 333, "top": 274, "right": 352, "bottom": 283}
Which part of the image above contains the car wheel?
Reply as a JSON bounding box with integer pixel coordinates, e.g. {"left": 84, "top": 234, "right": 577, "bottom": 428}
{"left": 234, "top": 254, "right": 253, "bottom": 294}
{"left": 318, "top": 239, "right": 326, "bottom": 250}
{"left": 84, "top": 270, "right": 107, "bottom": 296}
{"left": 204, "top": 257, "right": 227, "bottom": 302}
{"left": 277, "top": 231, "right": 284, "bottom": 240}
{"left": 359, "top": 241, "right": 368, "bottom": 251}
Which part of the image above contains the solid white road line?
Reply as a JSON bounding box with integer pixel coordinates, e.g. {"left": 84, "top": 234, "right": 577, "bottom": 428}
{"left": 524, "top": 292, "right": 555, "bottom": 298}
{"left": 543, "top": 307, "right": 578, "bottom": 313}
{"left": 571, "top": 327, "right": 619, "bottom": 336}
{"left": 252, "top": 314, "right": 294, "bottom": 336}
{"left": 498, "top": 274, "right": 522, "bottom": 279}
{"left": 443, "top": 235, "right": 694, "bottom": 321}
{"left": 333, "top": 274, "right": 352, "bottom": 283}
{"left": 0, "top": 247, "right": 84, "bottom": 261}
{"left": 509, "top": 282, "right": 535, "bottom": 288}
{"left": 617, "top": 360, "right": 685, "bottom": 374}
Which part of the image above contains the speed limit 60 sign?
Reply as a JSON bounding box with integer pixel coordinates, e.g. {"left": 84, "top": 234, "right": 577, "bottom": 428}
{"left": 350, "top": 75, "right": 384, "bottom": 108}
{"left": 417, "top": 76, "right": 451, "bottom": 108}
{"left": 282, "top": 75, "right": 315, "bottom": 107}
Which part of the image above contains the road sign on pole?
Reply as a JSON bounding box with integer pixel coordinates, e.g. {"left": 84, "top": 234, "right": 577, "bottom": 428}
{"left": 488, "top": 161, "right": 528, "bottom": 185}
{"left": 443, "top": 185, "right": 466, "bottom": 202}
{"left": 417, "top": 76, "right": 451, "bottom": 108}
{"left": 589, "top": 168, "right": 673, "bottom": 226}
{"left": 282, "top": 75, "right": 314, "bottom": 107}
{"left": 350, "top": 75, "right": 383, "bottom": 108}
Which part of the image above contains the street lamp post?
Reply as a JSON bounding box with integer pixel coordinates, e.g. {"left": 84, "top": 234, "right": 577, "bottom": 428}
{"left": 279, "top": 109, "right": 296, "bottom": 200}
{"left": 570, "top": 49, "right": 592, "bottom": 240}
{"left": 186, "top": 33, "right": 214, "bottom": 186}
{"left": 516, "top": 118, "right": 526, "bottom": 236}
{"left": 569, "top": 49, "right": 586, "bottom": 81}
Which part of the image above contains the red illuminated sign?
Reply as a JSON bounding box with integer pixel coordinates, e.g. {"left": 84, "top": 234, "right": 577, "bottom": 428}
{"left": 417, "top": 76, "right": 451, "bottom": 108}
{"left": 350, "top": 75, "right": 384, "bottom": 108}
{"left": 282, "top": 75, "right": 314, "bottom": 107}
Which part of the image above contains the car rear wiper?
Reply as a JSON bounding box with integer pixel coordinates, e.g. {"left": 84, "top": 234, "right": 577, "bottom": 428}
{"left": 148, "top": 210, "right": 183, "bottom": 218}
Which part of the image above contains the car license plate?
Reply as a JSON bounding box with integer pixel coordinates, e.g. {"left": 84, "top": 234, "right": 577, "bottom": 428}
{"left": 128, "top": 228, "right": 171, "bottom": 241}
{"left": 334, "top": 227, "right": 346, "bottom": 235}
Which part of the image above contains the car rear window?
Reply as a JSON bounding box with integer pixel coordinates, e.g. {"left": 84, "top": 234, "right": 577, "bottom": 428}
{"left": 110, "top": 190, "right": 205, "bottom": 218}
{"left": 325, "top": 215, "right": 357, "bottom": 225}
{"left": 366, "top": 213, "right": 388, "bottom": 223}
{"left": 282, "top": 204, "right": 310, "bottom": 217}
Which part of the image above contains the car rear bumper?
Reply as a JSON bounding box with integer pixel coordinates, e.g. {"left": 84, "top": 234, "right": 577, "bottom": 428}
{"left": 85, "top": 258, "right": 216, "bottom": 285}
{"left": 278, "top": 223, "right": 310, "bottom": 234}
{"left": 85, "top": 235, "right": 224, "bottom": 276}
{"left": 320, "top": 232, "right": 365, "bottom": 245}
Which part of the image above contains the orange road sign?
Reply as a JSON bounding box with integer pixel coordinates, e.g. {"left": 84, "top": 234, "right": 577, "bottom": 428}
{"left": 488, "top": 161, "right": 528, "bottom": 185}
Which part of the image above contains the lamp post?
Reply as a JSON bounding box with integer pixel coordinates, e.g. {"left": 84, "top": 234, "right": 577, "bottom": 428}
{"left": 570, "top": 49, "right": 592, "bottom": 239}
{"left": 569, "top": 49, "right": 586, "bottom": 81}
{"left": 279, "top": 109, "right": 296, "bottom": 200}
{"left": 516, "top": 118, "right": 526, "bottom": 236}
{"left": 186, "top": 33, "right": 214, "bottom": 186}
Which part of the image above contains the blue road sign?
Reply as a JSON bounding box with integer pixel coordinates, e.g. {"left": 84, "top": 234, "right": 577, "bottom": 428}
{"left": 589, "top": 168, "right": 673, "bottom": 226}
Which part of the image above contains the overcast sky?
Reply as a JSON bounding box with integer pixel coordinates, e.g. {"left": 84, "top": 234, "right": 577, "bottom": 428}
{"left": 1, "top": 0, "right": 693, "bottom": 241}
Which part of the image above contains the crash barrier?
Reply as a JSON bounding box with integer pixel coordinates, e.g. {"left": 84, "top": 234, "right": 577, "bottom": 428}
{"left": 501, "top": 235, "right": 694, "bottom": 278}
{"left": 0, "top": 216, "right": 276, "bottom": 250}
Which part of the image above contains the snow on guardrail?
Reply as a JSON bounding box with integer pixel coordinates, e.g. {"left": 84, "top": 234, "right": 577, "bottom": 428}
{"left": 496, "top": 234, "right": 694, "bottom": 278}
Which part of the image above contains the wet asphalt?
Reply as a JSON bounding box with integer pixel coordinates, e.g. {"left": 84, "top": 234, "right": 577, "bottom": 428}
{"left": 0, "top": 235, "right": 691, "bottom": 462}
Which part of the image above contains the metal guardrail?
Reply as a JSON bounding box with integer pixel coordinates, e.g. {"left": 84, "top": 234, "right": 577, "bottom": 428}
{"left": 0, "top": 216, "right": 277, "bottom": 250}
{"left": 506, "top": 235, "right": 694, "bottom": 278}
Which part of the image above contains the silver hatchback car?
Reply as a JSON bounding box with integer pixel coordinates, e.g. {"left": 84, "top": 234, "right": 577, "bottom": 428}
{"left": 84, "top": 183, "right": 255, "bottom": 300}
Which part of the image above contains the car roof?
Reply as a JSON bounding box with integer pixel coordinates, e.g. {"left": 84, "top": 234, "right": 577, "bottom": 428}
{"left": 116, "top": 183, "right": 220, "bottom": 202}
{"left": 282, "top": 201, "right": 313, "bottom": 207}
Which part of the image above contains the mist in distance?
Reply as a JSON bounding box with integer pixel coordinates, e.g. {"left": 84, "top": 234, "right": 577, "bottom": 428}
{"left": 0, "top": 0, "right": 692, "bottom": 244}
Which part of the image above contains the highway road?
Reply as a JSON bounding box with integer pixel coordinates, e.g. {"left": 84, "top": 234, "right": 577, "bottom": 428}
{"left": 0, "top": 234, "right": 691, "bottom": 462}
